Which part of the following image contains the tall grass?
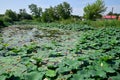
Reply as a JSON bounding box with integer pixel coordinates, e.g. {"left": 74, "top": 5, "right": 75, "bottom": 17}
{"left": 80, "top": 20, "right": 120, "bottom": 28}
{"left": 14, "top": 19, "right": 120, "bottom": 29}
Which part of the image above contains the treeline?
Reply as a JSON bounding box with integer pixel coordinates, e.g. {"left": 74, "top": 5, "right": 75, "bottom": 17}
{"left": 0, "top": 2, "right": 72, "bottom": 26}
{"left": 1, "top": 0, "right": 120, "bottom": 28}
{"left": 0, "top": 0, "right": 108, "bottom": 27}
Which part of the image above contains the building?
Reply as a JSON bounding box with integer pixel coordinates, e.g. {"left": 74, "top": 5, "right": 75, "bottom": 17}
{"left": 103, "top": 15, "right": 117, "bottom": 20}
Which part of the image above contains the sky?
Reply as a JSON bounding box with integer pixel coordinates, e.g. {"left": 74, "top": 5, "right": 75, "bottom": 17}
{"left": 0, "top": 0, "right": 120, "bottom": 16}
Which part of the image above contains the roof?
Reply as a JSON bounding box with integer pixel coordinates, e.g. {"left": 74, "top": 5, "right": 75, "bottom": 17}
{"left": 103, "top": 15, "right": 117, "bottom": 19}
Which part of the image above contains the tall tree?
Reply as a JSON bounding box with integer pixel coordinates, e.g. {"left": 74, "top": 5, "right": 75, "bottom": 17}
{"left": 48, "top": 7, "right": 57, "bottom": 21}
{"left": 18, "top": 9, "right": 32, "bottom": 20}
{"left": 41, "top": 8, "right": 50, "bottom": 22}
{"left": 5, "top": 9, "right": 18, "bottom": 21}
{"left": 41, "top": 7, "right": 54, "bottom": 22}
{"left": 84, "top": 0, "right": 106, "bottom": 20}
{"left": 29, "top": 4, "right": 42, "bottom": 18}
{"left": 62, "top": 2, "right": 72, "bottom": 19}
{"left": 41, "top": 2, "right": 72, "bottom": 22}
{"left": 0, "top": 19, "right": 5, "bottom": 27}
{"left": 56, "top": 2, "right": 72, "bottom": 19}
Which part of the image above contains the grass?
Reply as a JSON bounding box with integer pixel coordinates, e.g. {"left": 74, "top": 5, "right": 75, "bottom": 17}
{"left": 80, "top": 20, "right": 120, "bottom": 28}
{"left": 14, "top": 19, "right": 120, "bottom": 29}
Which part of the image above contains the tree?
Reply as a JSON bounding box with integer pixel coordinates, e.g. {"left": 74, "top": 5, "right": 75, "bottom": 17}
{"left": 47, "top": 7, "right": 57, "bottom": 21}
{"left": 18, "top": 9, "right": 32, "bottom": 20}
{"left": 3, "top": 16, "right": 13, "bottom": 23}
{"left": 41, "top": 9, "right": 49, "bottom": 22}
{"left": 41, "top": 6, "right": 58, "bottom": 22}
{"left": 0, "top": 19, "right": 5, "bottom": 27}
{"left": 41, "top": 2, "right": 72, "bottom": 22}
{"left": 107, "top": 11, "right": 113, "bottom": 15}
{"left": 84, "top": 0, "right": 107, "bottom": 20}
{"left": 5, "top": 9, "right": 18, "bottom": 21}
{"left": 29, "top": 4, "right": 42, "bottom": 18}
{"left": 56, "top": 2, "right": 72, "bottom": 19}
{"left": 62, "top": 2, "right": 72, "bottom": 19}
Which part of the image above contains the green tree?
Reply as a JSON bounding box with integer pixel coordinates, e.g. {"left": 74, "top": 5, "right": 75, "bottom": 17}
{"left": 3, "top": 16, "right": 13, "bottom": 23}
{"left": 62, "top": 2, "right": 72, "bottom": 19}
{"left": 18, "top": 9, "right": 32, "bottom": 20}
{"left": 29, "top": 4, "right": 42, "bottom": 18}
{"left": 41, "top": 2, "right": 72, "bottom": 22}
{"left": 0, "top": 19, "right": 5, "bottom": 27}
{"left": 107, "top": 11, "right": 113, "bottom": 15}
{"left": 41, "top": 7, "right": 58, "bottom": 22}
{"left": 41, "top": 9, "right": 49, "bottom": 22}
{"left": 56, "top": 2, "right": 72, "bottom": 19}
{"left": 5, "top": 9, "right": 18, "bottom": 21}
{"left": 84, "top": 0, "right": 106, "bottom": 20}
{"left": 47, "top": 7, "right": 57, "bottom": 21}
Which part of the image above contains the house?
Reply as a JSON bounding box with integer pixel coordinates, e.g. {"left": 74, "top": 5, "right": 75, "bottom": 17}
{"left": 118, "top": 16, "right": 120, "bottom": 20}
{"left": 103, "top": 15, "right": 117, "bottom": 20}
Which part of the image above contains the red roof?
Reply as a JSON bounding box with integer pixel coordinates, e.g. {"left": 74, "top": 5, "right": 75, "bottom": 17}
{"left": 103, "top": 15, "right": 117, "bottom": 19}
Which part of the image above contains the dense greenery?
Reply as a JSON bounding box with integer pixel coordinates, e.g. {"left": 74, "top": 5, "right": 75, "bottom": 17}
{"left": 84, "top": 0, "right": 106, "bottom": 20}
{"left": 14, "top": 19, "right": 120, "bottom": 28}
{"left": 0, "top": 1, "right": 73, "bottom": 25}
{"left": 29, "top": 4, "right": 42, "bottom": 19}
{"left": 0, "top": 19, "right": 6, "bottom": 28}
{"left": 41, "top": 2, "right": 72, "bottom": 22}
{"left": 5, "top": 9, "right": 18, "bottom": 21}
{"left": 80, "top": 20, "right": 120, "bottom": 28}
{"left": 18, "top": 9, "right": 32, "bottom": 20}
{"left": 0, "top": 0, "right": 120, "bottom": 79}
{"left": 0, "top": 0, "right": 119, "bottom": 27}
{"left": 0, "top": 24, "right": 120, "bottom": 80}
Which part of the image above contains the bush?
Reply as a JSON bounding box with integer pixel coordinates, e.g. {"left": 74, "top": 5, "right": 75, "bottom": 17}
{"left": 3, "top": 16, "right": 13, "bottom": 23}
{"left": 80, "top": 20, "right": 120, "bottom": 28}
{"left": 0, "top": 19, "right": 5, "bottom": 28}
{"left": 58, "top": 18, "right": 81, "bottom": 24}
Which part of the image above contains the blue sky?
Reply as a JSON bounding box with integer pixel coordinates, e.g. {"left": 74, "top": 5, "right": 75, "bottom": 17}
{"left": 0, "top": 0, "right": 120, "bottom": 16}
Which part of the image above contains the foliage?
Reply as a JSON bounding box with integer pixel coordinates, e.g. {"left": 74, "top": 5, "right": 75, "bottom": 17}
{"left": 14, "top": 21, "right": 94, "bottom": 31}
{"left": 0, "top": 19, "right": 6, "bottom": 28}
{"left": 80, "top": 20, "right": 120, "bottom": 27}
{"left": 84, "top": 0, "right": 106, "bottom": 20}
{"left": 41, "top": 2, "right": 72, "bottom": 22}
{"left": 41, "top": 7, "right": 58, "bottom": 22}
{"left": 29, "top": 4, "right": 42, "bottom": 18}
{"left": 3, "top": 16, "right": 13, "bottom": 23}
{"left": 2, "top": 2, "right": 72, "bottom": 23}
{"left": 46, "top": 70, "right": 56, "bottom": 77}
{"left": 55, "top": 2, "right": 72, "bottom": 20}
{"left": 1, "top": 23, "right": 120, "bottom": 80}
{"left": 5, "top": 9, "right": 18, "bottom": 21}
{"left": 75, "top": 28, "right": 120, "bottom": 79}
{"left": 18, "top": 9, "right": 32, "bottom": 20}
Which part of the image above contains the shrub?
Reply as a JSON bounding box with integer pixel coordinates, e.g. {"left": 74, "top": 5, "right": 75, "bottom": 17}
{"left": 80, "top": 20, "right": 120, "bottom": 28}
{"left": 0, "top": 19, "right": 5, "bottom": 28}
{"left": 3, "top": 16, "right": 13, "bottom": 23}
